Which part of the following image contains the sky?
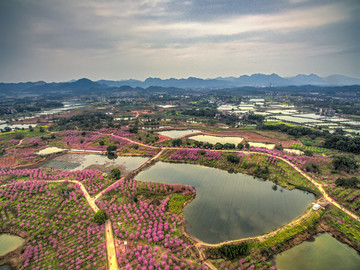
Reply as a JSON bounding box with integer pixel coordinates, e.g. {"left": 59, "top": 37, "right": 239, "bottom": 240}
{"left": 0, "top": 0, "right": 359, "bottom": 82}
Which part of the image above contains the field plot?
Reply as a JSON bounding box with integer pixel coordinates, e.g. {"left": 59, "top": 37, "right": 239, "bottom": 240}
{"left": 0, "top": 181, "right": 107, "bottom": 269}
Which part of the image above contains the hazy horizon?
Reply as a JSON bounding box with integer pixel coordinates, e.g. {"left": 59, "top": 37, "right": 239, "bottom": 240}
{"left": 3, "top": 72, "right": 360, "bottom": 84}
{"left": 1, "top": 0, "right": 359, "bottom": 82}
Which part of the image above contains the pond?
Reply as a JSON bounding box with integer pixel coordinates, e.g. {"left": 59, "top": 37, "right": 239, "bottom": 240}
{"left": 135, "top": 162, "right": 314, "bottom": 244}
{"left": 158, "top": 130, "right": 200, "bottom": 139}
{"left": 188, "top": 135, "right": 244, "bottom": 145}
{"left": 0, "top": 234, "right": 25, "bottom": 256}
{"left": 274, "top": 233, "right": 360, "bottom": 270}
{"left": 40, "top": 154, "right": 149, "bottom": 173}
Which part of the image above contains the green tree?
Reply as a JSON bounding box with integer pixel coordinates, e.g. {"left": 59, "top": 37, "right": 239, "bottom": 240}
{"left": 172, "top": 139, "right": 182, "bottom": 147}
{"left": 39, "top": 126, "right": 45, "bottom": 133}
{"left": 335, "top": 177, "right": 359, "bottom": 189}
{"left": 332, "top": 156, "right": 358, "bottom": 173}
{"left": 14, "top": 133, "right": 24, "bottom": 140}
{"left": 219, "top": 243, "right": 250, "bottom": 260}
{"left": 93, "top": 210, "right": 107, "bottom": 225}
{"left": 214, "top": 142, "right": 223, "bottom": 150}
{"left": 107, "top": 144, "right": 117, "bottom": 154}
{"left": 227, "top": 154, "right": 240, "bottom": 164}
{"left": 110, "top": 168, "right": 121, "bottom": 179}
{"left": 237, "top": 143, "right": 244, "bottom": 150}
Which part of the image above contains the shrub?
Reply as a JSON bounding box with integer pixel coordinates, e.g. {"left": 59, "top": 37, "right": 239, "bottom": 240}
{"left": 111, "top": 168, "right": 121, "bottom": 179}
{"left": 332, "top": 156, "right": 358, "bottom": 173}
{"left": 227, "top": 154, "right": 240, "bottom": 164}
{"left": 107, "top": 144, "right": 117, "bottom": 155}
{"left": 335, "top": 177, "right": 359, "bottom": 189}
{"left": 93, "top": 209, "right": 107, "bottom": 225}
{"left": 219, "top": 243, "right": 250, "bottom": 260}
{"left": 237, "top": 143, "right": 244, "bottom": 150}
{"left": 172, "top": 139, "right": 182, "bottom": 147}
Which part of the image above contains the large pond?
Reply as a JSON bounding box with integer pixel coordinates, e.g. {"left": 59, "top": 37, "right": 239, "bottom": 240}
{"left": 40, "top": 154, "right": 148, "bottom": 173}
{"left": 188, "top": 135, "right": 244, "bottom": 145}
{"left": 135, "top": 162, "right": 314, "bottom": 244}
{"left": 0, "top": 234, "right": 25, "bottom": 256}
{"left": 158, "top": 130, "right": 200, "bottom": 138}
{"left": 275, "top": 233, "right": 360, "bottom": 270}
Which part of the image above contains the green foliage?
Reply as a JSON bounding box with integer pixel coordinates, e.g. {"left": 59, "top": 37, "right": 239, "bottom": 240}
{"left": 305, "top": 163, "right": 321, "bottom": 173}
{"left": 274, "top": 144, "right": 283, "bottom": 151}
{"left": 129, "top": 126, "right": 138, "bottom": 134}
{"left": 167, "top": 194, "right": 192, "bottom": 215}
{"left": 203, "top": 142, "right": 213, "bottom": 149}
{"left": 335, "top": 177, "right": 359, "bottom": 189}
{"left": 182, "top": 108, "right": 218, "bottom": 118}
{"left": 292, "top": 144, "right": 329, "bottom": 153}
{"left": 93, "top": 209, "right": 107, "bottom": 225}
{"left": 254, "top": 165, "right": 270, "bottom": 178}
{"left": 214, "top": 143, "right": 223, "bottom": 149}
{"left": 237, "top": 143, "right": 244, "bottom": 150}
{"left": 107, "top": 144, "right": 117, "bottom": 154}
{"left": 223, "top": 143, "right": 236, "bottom": 149}
{"left": 332, "top": 155, "right": 359, "bottom": 173}
{"left": 323, "top": 206, "right": 360, "bottom": 248}
{"left": 56, "top": 112, "right": 113, "bottom": 131}
{"left": 218, "top": 242, "right": 250, "bottom": 260}
{"left": 226, "top": 153, "right": 240, "bottom": 164}
{"left": 14, "top": 133, "right": 24, "bottom": 140}
{"left": 110, "top": 168, "right": 121, "bottom": 179}
{"left": 254, "top": 210, "right": 322, "bottom": 254}
{"left": 172, "top": 138, "right": 182, "bottom": 147}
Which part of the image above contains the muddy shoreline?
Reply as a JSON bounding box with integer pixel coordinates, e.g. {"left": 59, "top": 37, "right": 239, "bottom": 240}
{"left": 0, "top": 227, "right": 30, "bottom": 269}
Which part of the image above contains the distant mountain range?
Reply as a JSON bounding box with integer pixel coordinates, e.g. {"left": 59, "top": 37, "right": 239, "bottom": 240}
{"left": 1, "top": 74, "right": 360, "bottom": 94}
{"left": 99, "top": 73, "right": 360, "bottom": 88}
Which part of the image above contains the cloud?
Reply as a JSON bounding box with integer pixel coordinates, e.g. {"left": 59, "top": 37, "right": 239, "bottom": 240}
{"left": 135, "top": 3, "right": 348, "bottom": 41}
{"left": 0, "top": 0, "right": 359, "bottom": 81}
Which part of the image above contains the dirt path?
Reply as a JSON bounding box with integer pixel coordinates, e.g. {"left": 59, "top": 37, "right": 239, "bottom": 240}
{"left": 105, "top": 220, "right": 118, "bottom": 270}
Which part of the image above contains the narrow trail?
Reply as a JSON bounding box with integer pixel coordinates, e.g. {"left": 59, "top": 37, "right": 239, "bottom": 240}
{"left": 105, "top": 220, "right": 118, "bottom": 270}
